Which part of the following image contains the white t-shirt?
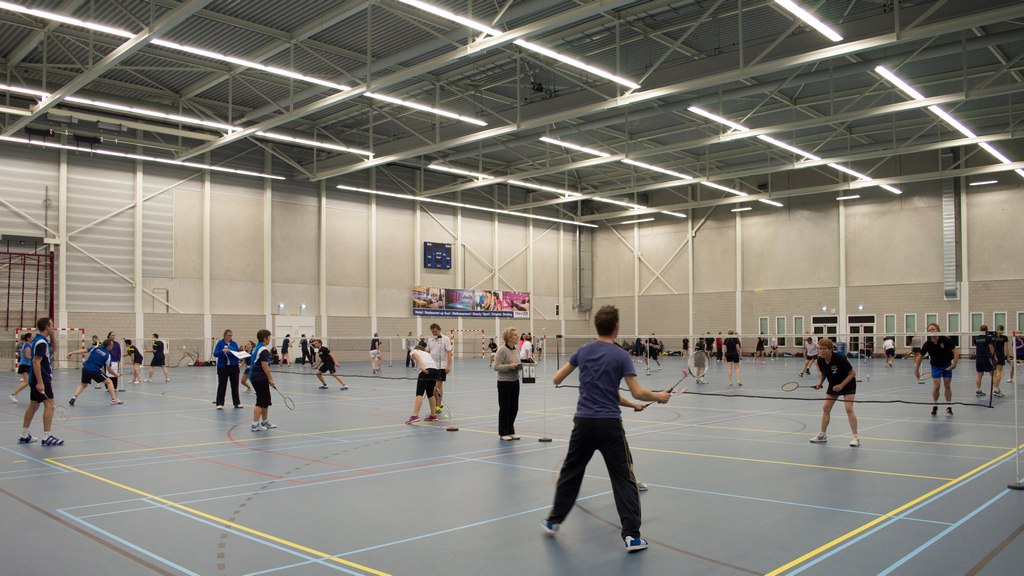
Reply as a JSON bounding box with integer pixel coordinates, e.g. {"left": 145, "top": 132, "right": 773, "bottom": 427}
{"left": 428, "top": 335, "right": 453, "bottom": 369}
{"left": 804, "top": 339, "right": 819, "bottom": 357}
{"left": 410, "top": 349, "right": 438, "bottom": 370}
{"left": 520, "top": 340, "right": 533, "bottom": 360}
{"left": 770, "top": 336, "right": 778, "bottom": 347}
{"left": 883, "top": 338, "right": 895, "bottom": 351}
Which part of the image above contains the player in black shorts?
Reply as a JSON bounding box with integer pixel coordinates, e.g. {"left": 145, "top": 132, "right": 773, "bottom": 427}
{"left": 991, "top": 325, "right": 1008, "bottom": 397}
{"left": 809, "top": 338, "right": 859, "bottom": 447}
{"left": 915, "top": 323, "right": 958, "bottom": 417}
{"left": 311, "top": 339, "right": 348, "bottom": 390}
{"left": 724, "top": 330, "right": 742, "bottom": 386}
{"left": 645, "top": 335, "right": 662, "bottom": 371}
{"left": 19, "top": 318, "right": 63, "bottom": 446}
{"left": 972, "top": 325, "right": 996, "bottom": 398}
{"left": 147, "top": 334, "right": 169, "bottom": 383}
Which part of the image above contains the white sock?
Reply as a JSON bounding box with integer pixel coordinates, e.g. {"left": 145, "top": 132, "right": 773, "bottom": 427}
{"left": 43, "top": 430, "right": 51, "bottom": 436}
{"left": 22, "top": 428, "right": 29, "bottom": 436}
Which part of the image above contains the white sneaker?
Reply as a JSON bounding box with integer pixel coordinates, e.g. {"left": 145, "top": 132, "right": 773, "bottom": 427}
{"left": 637, "top": 481, "right": 649, "bottom": 491}
{"left": 9, "top": 394, "right": 18, "bottom": 404}
{"left": 810, "top": 432, "right": 827, "bottom": 443}
{"left": 165, "top": 378, "right": 171, "bottom": 383}
{"left": 849, "top": 436, "right": 860, "bottom": 447}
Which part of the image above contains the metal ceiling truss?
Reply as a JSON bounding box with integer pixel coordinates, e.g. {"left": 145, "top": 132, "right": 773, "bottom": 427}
{"left": 0, "top": 1, "right": 1021, "bottom": 223}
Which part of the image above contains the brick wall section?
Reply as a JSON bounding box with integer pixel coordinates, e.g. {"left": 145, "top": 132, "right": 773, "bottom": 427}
{"left": 638, "top": 294, "right": 688, "bottom": 336}
{"left": 692, "top": 292, "right": 736, "bottom": 337}
{"left": 66, "top": 312, "right": 135, "bottom": 342}
{"left": 212, "top": 315, "right": 267, "bottom": 343}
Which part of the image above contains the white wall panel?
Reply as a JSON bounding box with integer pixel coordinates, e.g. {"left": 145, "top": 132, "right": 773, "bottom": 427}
{"left": 0, "top": 144, "right": 57, "bottom": 238}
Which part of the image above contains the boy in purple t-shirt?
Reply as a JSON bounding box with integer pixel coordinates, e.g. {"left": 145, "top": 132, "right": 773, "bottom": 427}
{"left": 542, "top": 305, "right": 674, "bottom": 553}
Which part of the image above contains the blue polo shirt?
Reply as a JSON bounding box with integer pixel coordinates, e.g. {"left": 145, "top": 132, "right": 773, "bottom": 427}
{"left": 569, "top": 340, "right": 636, "bottom": 419}
{"left": 83, "top": 346, "right": 111, "bottom": 373}
{"left": 28, "top": 334, "right": 52, "bottom": 385}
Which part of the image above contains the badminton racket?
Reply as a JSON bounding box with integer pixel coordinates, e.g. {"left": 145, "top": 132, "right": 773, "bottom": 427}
{"left": 781, "top": 381, "right": 816, "bottom": 392}
{"left": 271, "top": 384, "right": 295, "bottom": 410}
{"left": 55, "top": 405, "right": 71, "bottom": 422}
{"left": 643, "top": 371, "right": 688, "bottom": 407}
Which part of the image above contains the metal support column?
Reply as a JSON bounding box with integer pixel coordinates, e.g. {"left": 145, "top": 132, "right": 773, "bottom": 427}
{"left": 263, "top": 151, "right": 273, "bottom": 334}
{"left": 369, "top": 168, "right": 377, "bottom": 334}
{"left": 134, "top": 157, "right": 144, "bottom": 342}
{"left": 838, "top": 202, "right": 848, "bottom": 337}
{"left": 319, "top": 180, "right": 328, "bottom": 338}
{"left": 202, "top": 161, "right": 212, "bottom": 352}
{"left": 57, "top": 149, "right": 68, "bottom": 329}
{"left": 735, "top": 211, "right": 742, "bottom": 332}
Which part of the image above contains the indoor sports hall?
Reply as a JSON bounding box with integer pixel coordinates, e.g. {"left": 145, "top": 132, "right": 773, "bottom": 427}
{"left": 0, "top": 1, "right": 1022, "bottom": 575}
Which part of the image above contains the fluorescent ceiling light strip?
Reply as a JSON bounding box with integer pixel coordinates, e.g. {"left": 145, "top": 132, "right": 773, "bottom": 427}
{"left": 730, "top": 207, "right": 753, "bottom": 212}
{"left": 395, "top": 0, "right": 640, "bottom": 89}
{"left": 513, "top": 40, "right": 640, "bottom": 89}
{"left": 758, "top": 198, "right": 784, "bottom": 207}
{"left": 873, "top": 66, "right": 926, "bottom": 100}
{"left": 366, "top": 92, "right": 486, "bottom": 126}
{"left": 395, "top": 0, "right": 501, "bottom": 35}
{"left": 428, "top": 163, "right": 494, "bottom": 180}
{"left": 615, "top": 218, "right": 655, "bottom": 225}
{"left": 927, "top": 106, "right": 976, "bottom": 138}
{"left": 827, "top": 163, "right": 871, "bottom": 180}
{"left": 758, "top": 135, "right": 821, "bottom": 160}
{"left": 701, "top": 181, "right": 748, "bottom": 196}
{"left": 879, "top": 184, "right": 903, "bottom": 195}
{"left": 835, "top": 195, "right": 860, "bottom": 200}
{"left": 969, "top": 180, "right": 998, "bottom": 186}
{"left": 687, "top": 106, "right": 750, "bottom": 132}
{"left": 1016, "top": 169, "right": 1024, "bottom": 179}
{"left": 336, "top": 184, "right": 596, "bottom": 228}
{"left": 978, "top": 142, "right": 1013, "bottom": 164}
{"left": 773, "top": 0, "right": 843, "bottom": 42}
{"left": 0, "top": 1, "right": 133, "bottom": 38}
{"left": 149, "top": 40, "right": 352, "bottom": 92}
{"left": 660, "top": 210, "right": 687, "bottom": 218}
{"left": 538, "top": 136, "right": 610, "bottom": 157}
{"left": 0, "top": 83, "right": 50, "bottom": 98}
{"left": 255, "top": 131, "right": 372, "bottom": 156}
{"left": 64, "top": 96, "right": 238, "bottom": 132}
{"left": 0, "top": 135, "right": 282, "bottom": 179}
{"left": 508, "top": 179, "right": 582, "bottom": 197}
{"left": 594, "top": 197, "right": 645, "bottom": 210}
{"left": 622, "top": 159, "right": 693, "bottom": 180}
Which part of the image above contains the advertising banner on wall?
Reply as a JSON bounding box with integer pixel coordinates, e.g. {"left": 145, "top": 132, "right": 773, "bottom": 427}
{"left": 412, "top": 285, "right": 530, "bottom": 318}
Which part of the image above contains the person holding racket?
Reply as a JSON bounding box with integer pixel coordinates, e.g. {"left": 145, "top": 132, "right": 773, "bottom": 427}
{"left": 9, "top": 332, "right": 32, "bottom": 403}
{"left": 991, "top": 325, "right": 1008, "bottom": 397}
{"left": 427, "top": 323, "right": 452, "bottom": 415}
{"left": 68, "top": 339, "right": 124, "bottom": 406}
{"left": 406, "top": 342, "right": 440, "bottom": 424}
{"left": 19, "top": 318, "right": 62, "bottom": 446}
{"left": 799, "top": 334, "right": 818, "bottom": 377}
{"left": 311, "top": 339, "right": 348, "bottom": 390}
{"left": 808, "top": 338, "right": 859, "bottom": 447}
{"left": 213, "top": 329, "right": 243, "bottom": 410}
{"left": 542, "top": 305, "right": 673, "bottom": 553}
{"left": 724, "top": 330, "right": 742, "bottom": 386}
{"left": 493, "top": 327, "right": 522, "bottom": 440}
{"left": 248, "top": 329, "right": 277, "bottom": 432}
{"left": 915, "top": 323, "right": 959, "bottom": 417}
{"left": 972, "top": 325, "right": 996, "bottom": 398}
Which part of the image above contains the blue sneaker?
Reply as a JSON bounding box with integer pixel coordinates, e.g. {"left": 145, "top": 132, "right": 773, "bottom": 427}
{"left": 18, "top": 434, "right": 34, "bottom": 444}
{"left": 540, "top": 519, "right": 560, "bottom": 535}
{"left": 41, "top": 435, "right": 64, "bottom": 446}
{"left": 339, "top": 385, "right": 349, "bottom": 391}
{"left": 624, "top": 536, "right": 648, "bottom": 552}
{"left": 250, "top": 423, "right": 265, "bottom": 432}
{"left": 318, "top": 385, "right": 328, "bottom": 390}
{"left": 261, "top": 421, "right": 277, "bottom": 429}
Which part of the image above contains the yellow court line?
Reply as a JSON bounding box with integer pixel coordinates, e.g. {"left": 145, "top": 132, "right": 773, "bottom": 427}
{"left": 661, "top": 422, "right": 1011, "bottom": 450}
{"left": 764, "top": 442, "right": 1024, "bottom": 576}
{"left": 45, "top": 458, "right": 391, "bottom": 576}
{"left": 632, "top": 446, "right": 953, "bottom": 481}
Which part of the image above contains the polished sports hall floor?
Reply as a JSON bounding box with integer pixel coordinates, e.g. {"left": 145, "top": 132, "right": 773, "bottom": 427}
{"left": 2, "top": 354, "right": 1022, "bottom": 575}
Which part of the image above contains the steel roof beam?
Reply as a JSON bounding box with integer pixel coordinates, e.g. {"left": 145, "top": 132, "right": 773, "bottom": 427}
{"left": 3, "top": 0, "right": 215, "bottom": 137}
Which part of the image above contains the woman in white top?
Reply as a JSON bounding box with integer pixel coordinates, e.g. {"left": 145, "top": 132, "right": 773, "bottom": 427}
{"left": 883, "top": 337, "right": 896, "bottom": 368}
{"left": 406, "top": 343, "right": 440, "bottom": 424}
{"left": 800, "top": 335, "right": 819, "bottom": 377}
{"left": 520, "top": 335, "right": 534, "bottom": 361}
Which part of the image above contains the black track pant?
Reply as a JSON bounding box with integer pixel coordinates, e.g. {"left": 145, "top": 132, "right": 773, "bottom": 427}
{"left": 216, "top": 365, "right": 241, "bottom": 407}
{"left": 547, "top": 417, "right": 641, "bottom": 539}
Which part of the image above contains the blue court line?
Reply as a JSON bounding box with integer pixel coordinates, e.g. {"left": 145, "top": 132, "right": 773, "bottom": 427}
{"left": 67, "top": 441, "right": 569, "bottom": 517}
{"left": 242, "top": 490, "right": 614, "bottom": 576}
{"left": 146, "top": 499, "right": 365, "bottom": 576}
{"left": 876, "top": 488, "right": 1012, "bottom": 575}
{"left": 461, "top": 454, "right": 953, "bottom": 527}
{"left": 784, "top": 451, "right": 1016, "bottom": 575}
{"left": 0, "top": 445, "right": 71, "bottom": 473}
{"left": 57, "top": 509, "right": 201, "bottom": 576}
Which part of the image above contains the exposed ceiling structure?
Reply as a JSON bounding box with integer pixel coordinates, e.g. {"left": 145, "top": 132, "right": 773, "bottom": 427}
{"left": 1, "top": 0, "right": 1023, "bottom": 225}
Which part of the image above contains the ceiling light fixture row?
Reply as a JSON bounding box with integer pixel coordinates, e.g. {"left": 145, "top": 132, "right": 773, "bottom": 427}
{"left": 687, "top": 106, "right": 903, "bottom": 195}
{"left": 0, "top": 84, "right": 375, "bottom": 158}
{"left": 394, "top": 0, "right": 641, "bottom": 89}
{"left": 0, "top": 3, "right": 485, "bottom": 128}
{"left": 874, "top": 66, "right": 1024, "bottom": 180}
{"left": 335, "top": 184, "right": 596, "bottom": 228}
{"left": 0, "top": 134, "right": 282, "bottom": 179}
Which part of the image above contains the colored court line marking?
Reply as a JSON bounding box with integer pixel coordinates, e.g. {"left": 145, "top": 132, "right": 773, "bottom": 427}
{"left": 43, "top": 457, "right": 391, "bottom": 576}
{"left": 764, "top": 442, "right": 1024, "bottom": 576}
{"left": 676, "top": 423, "right": 1011, "bottom": 450}
{"left": 450, "top": 423, "right": 953, "bottom": 481}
